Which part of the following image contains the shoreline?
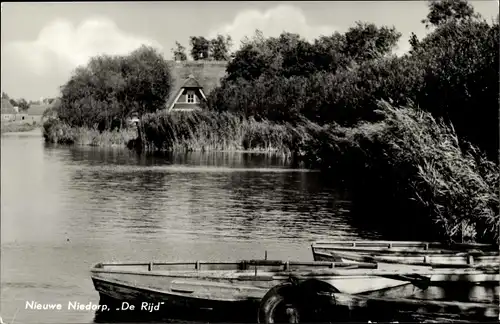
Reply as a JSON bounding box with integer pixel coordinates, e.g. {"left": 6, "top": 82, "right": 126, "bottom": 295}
{"left": 1, "top": 122, "right": 41, "bottom": 135}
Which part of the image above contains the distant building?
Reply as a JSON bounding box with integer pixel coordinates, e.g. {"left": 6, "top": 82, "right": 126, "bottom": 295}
{"left": 166, "top": 60, "right": 227, "bottom": 112}
{"left": 1, "top": 99, "right": 17, "bottom": 121}
{"left": 26, "top": 98, "right": 60, "bottom": 123}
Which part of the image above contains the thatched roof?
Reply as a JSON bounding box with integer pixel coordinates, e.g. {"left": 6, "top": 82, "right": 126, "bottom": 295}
{"left": 166, "top": 60, "right": 227, "bottom": 109}
{"left": 26, "top": 98, "right": 60, "bottom": 116}
{"left": 27, "top": 104, "right": 50, "bottom": 116}
{"left": 1, "top": 99, "right": 16, "bottom": 114}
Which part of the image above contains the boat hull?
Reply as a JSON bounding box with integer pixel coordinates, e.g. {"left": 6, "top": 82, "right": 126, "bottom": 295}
{"left": 90, "top": 261, "right": 423, "bottom": 321}
{"left": 312, "top": 243, "right": 500, "bottom": 304}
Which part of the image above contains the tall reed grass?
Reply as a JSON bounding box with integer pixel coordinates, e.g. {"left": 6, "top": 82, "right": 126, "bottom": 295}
{"left": 139, "top": 110, "right": 314, "bottom": 158}
{"left": 301, "top": 100, "right": 499, "bottom": 244}
{"left": 1, "top": 122, "right": 39, "bottom": 134}
{"left": 43, "top": 118, "right": 136, "bottom": 147}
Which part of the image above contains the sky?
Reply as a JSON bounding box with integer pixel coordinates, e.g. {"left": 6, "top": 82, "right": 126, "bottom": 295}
{"left": 1, "top": 1, "right": 498, "bottom": 101}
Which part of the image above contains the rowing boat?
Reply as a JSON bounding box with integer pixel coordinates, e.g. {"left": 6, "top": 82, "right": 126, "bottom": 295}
{"left": 311, "top": 240, "right": 499, "bottom": 268}
{"left": 91, "top": 258, "right": 499, "bottom": 322}
{"left": 90, "top": 259, "right": 425, "bottom": 321}
{"left": 311, "top": 240, "right": 499, "bottom": 304}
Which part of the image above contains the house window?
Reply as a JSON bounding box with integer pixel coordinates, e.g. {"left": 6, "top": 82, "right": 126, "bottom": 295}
{"left": 187, "top": 93, "right": 195, "bottom": 103}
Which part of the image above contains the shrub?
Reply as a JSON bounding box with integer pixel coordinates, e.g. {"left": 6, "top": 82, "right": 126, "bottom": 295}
{"left": 301, "top": 100, "right": 499, "bottom": 243}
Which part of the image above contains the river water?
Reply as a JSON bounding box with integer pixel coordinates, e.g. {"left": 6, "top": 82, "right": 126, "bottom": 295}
{"left": 0, "top": 129, "right": 381, "bottom": 323}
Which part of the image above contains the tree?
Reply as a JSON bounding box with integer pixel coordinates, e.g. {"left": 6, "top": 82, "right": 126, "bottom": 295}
{"left": 342, "top": 22, "right": 401, "bottom": 63}
{"left": 1, "top": 92, "right": 9, "bottom": 100}
{"left": 17, "top": 98, "right": 29, "bottom": 111}
{"left": 411, "top": 18, "right": 499, "bottom": 161}
{"left": 210, "top": 34, "right": 232, "bottom": 61}
{"left": 57, "top": 45, "right": 172, "bottom": 129}
{"left": 171, "top": 41, "right": 187, "bottom": 61}
{"left": 189, "top": 36, "right": 210, "bottom": 60}
{"left": 422, "top": 0, "right": 480, "bottom": 29}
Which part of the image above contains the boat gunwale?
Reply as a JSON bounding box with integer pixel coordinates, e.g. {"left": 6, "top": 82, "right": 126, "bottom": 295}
{"left": 90, "top": 266, "right": 500, "bottom": 277}
{"left": 92, "top": 277, "right": 263, "bottom": 303}
{"left": 312, "top": 250, "right": 500, "bottom": 269}
{"left": 311, "top": 242, "right": 500, "bottom": 256}
{"left": 312, "top": 240, "right": 499, "bottom": 250}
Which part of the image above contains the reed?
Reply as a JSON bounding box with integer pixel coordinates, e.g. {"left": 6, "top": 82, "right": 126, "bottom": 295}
{"left": 301, "top": 100, "right": 499, "bottom": 244}
{"left": 139, "top": 110, "right": 313, "bottom": 158}
{"left": 42, "top": 118, "right": 136, "bottom": 146}
{"left": 1, "top": 122, "right": 39, "bottom": 134}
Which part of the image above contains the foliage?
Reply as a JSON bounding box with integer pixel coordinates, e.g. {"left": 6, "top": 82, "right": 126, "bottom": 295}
{"left": 189, "top": 35, "right": 233, "bottom": 61}
{"left": 223, "top": 24, "right": 400, "bottom": 83}
{"left": 189, "top": 36, "right": 210, "bottom": 60}
{"left": 42, "top": 118, "right": 136, "bottom": 146}
{"left": 342, "top": 22, "right": 401, "bottom": 63}
{"left": 210, "top": 34, "right": 233, "bottom": 61}
{"left": 139, "top": 110, "right": 312, "bottom": 157}
{"left": 410, "top": 17, "right": 499, "bottom": 161}
{"left": 422, "top": 0, "right": 480, "bottom": 28}
{"left": 56, "top": 45, "right": 172, "bottom": 130}
{"left": 16, "top": 98, "right": 29, "bottom": 111}
{"left": 172, "top": 41, "right": 188, "bottom": 61}
{"left": 209, "top": 0, "right": 498, "bottom": 161}
{"left": 301, "top": 101, "right": 499, "bottom": 244}
{"left": 0, "top": 93, "right": 29, "bottom": 111}
{"left": 1, "top": 122, "right": 39, "bottom": 134}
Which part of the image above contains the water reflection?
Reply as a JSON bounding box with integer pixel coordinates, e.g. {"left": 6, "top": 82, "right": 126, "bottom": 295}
{"left": 1, "top": 134, "right": 379, "bottom": 324}
{"left": 58, "top": 147, "right": 362, "bottom": 244}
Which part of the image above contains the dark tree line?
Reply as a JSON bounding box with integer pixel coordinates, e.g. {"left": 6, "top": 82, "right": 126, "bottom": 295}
{"left": 207, "top": 0, "right": 499, "bottom": 162}
{"left": 55, "top": 46, "right": 172, "bottom": 130}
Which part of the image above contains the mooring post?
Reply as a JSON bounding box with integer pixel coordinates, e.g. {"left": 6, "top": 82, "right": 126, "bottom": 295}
{"left": 265, "top": 250, "right": 267, "bottom": 260}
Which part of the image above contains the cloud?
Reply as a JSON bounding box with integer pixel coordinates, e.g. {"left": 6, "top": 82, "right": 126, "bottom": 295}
{"left": 4, "top": 17, "right": 162, "bottom": 76}
{"left": 208, "top": 5, "right": 339, "bottom": 49}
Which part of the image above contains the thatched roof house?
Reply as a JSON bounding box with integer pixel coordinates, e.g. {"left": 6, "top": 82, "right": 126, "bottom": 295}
{"left": 27, "top": 98, "right": 60, "bottom": 116}
{"left": 166, "top": 60, "right": 227, "bottom": 112}
{"left": 1, "top": 99, "right": 18, "bottom": 121}
{"left": 1, "top": 99, "right": 16, "bottom": 114}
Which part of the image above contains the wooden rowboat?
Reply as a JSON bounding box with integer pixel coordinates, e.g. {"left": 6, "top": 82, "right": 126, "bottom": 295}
{"left": 311, "top": 240, "right": 499, "bottom": 268}
{"left": 311, "top": 240, "right": 500, "bottom": 306}
{"left": 91, "top": 259, "right": 499, "bottom": 322}
{"left": 91, "top": 259, "right": 426, "bottom": 321}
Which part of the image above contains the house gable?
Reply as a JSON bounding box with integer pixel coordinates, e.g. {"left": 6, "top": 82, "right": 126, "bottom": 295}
{"left": 165, "top": 60, "right": 227, "bottom": 112}
{"left": 168, "top": 75, "right": 208, "bottom": 111}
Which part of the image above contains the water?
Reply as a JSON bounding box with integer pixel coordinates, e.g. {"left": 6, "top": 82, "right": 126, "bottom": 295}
{"left": 0, "top": 129, "right": 380, "bottom": 323}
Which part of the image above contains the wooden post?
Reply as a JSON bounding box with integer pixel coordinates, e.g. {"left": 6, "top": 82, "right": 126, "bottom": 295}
{"left": 265, "top": 251, "right": 267, "bottom": 260}
{"left": 284, "top": 261, "right": 290, "bottom": 271}
{"left": 148, "top": 262, "right": 153, "bottom": 271}
{"left": 195, "top": 261, "right": 200, "bottom": 270}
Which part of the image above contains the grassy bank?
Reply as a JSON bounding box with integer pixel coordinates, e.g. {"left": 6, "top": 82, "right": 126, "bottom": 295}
{"left": 1, "top": 122, "right": 40, "bottom": 134}
{"left": 301, "top": 100, "right": 499, "bottom": 244}
{"left": 42, "top": 118, "right": 136, "bottom": 147}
